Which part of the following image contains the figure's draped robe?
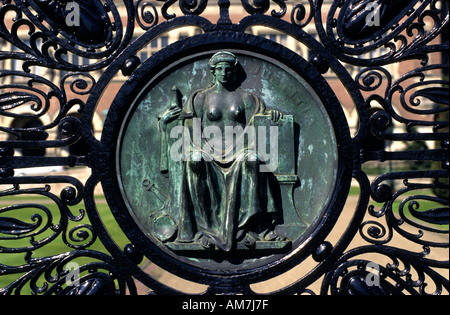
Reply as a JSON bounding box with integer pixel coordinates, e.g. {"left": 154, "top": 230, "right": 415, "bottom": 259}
{"left": 165, "top": 91, "right": 277, "bottom": 252}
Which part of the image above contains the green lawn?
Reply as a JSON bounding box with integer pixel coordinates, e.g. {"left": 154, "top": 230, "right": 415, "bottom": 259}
{"left": 349, "top": 186, "right": 448, "bottom": 232}
{"left": 0, "top": 199, "right": 130, "bottom": 294}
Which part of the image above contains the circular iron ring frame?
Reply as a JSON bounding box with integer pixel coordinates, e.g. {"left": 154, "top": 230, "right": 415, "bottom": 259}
{"left": 100, "top": 32, "right": 353, "bottom": 286}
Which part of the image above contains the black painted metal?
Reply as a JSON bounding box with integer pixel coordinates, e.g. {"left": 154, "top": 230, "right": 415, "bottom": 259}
{"left": 0, "top": 0, "right": 448, "bottom": 295}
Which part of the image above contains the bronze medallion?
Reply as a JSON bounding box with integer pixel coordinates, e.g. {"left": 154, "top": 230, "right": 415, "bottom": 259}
{"left": 116, "top": 49, "right": 340, "bottom": 272}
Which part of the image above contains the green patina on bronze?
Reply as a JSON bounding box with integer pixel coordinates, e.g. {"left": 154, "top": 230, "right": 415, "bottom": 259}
{"left": 118, "top": 51, "right": 338, "bottom": 270}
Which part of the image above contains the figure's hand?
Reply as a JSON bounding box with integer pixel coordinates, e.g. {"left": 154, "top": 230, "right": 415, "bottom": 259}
{"left": 270, "top": 110, "right": 283, "bottom": 124}
{"left": 158, "top": 107, "right": 182, "bottom": 130}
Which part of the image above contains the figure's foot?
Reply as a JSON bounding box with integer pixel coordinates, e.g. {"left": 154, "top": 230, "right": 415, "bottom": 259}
{"left": 242, "top": 232, "right": 258, "bottom": 247}
{"left": 201, "top": 236, "right": 215, "bottom": 249}
{"left": 264, "top": 231, "right": 288, "bottom": 242}
{"left": 194, "top": 232, "right": 215, "bottom": 249}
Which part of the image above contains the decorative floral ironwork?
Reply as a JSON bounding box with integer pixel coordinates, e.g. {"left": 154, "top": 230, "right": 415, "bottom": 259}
{"left": 0, "top": 0, "right": 448, "bottom": 296}
{"left": 0, "top": 0, "right": 135, "bottom": 71}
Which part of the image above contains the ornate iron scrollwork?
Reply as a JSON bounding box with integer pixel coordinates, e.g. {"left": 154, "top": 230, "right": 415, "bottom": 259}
{"left": 0, "top": 0, "right": 448, "bottom": 296}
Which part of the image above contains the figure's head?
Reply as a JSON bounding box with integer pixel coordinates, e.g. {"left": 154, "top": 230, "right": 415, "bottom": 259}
{"left": 209, "top": 52, "right": 238, "bottom": 86}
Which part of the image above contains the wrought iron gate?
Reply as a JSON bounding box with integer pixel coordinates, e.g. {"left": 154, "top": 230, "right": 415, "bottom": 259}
{"left": 0, "top": 0, "right": 448, "bottom": 295}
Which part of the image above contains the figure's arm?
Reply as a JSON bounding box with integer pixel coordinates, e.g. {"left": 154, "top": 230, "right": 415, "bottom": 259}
{"left": 158, "top": 107, "right": 182, "bottom": 131}
{"left": 246, "top": 92, "right": 283, "bottom": 124}
{"left": 192, "top": 92, "right": 205, "bottom": 119}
